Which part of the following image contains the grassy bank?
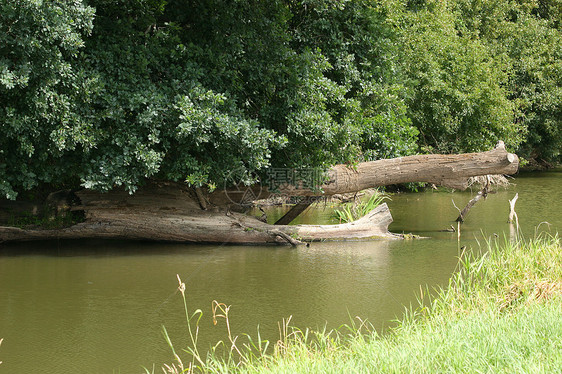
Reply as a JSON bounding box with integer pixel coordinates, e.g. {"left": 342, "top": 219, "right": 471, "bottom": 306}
{"left": 157, "top": 235, "right": 562, "bottom": 373}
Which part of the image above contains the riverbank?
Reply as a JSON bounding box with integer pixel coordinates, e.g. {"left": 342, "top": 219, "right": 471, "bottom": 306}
{"left": 160, "top": 234, "right": 561, "bottom": 373}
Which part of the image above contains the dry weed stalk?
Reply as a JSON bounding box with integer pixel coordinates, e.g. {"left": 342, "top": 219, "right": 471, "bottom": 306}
{"left": 212, "top": 300, "right": 244, "bottom": 361}
{"left": 155, "top": 275, "right": 204, "bottom": 374}
{"left": 353, "top": 316, "right": 373, "bottom": 335}
{"left": 275, "top": 315, "right": 302, "bottom": 356}
{"left": 533, "top": 281, "right": 562, "bottom": 301}
{"left": 499, "top": 280, "right": 562, "bottom": 311}
{"left": 162, "top": 360, "right": 187, "bottom": 374}
{"left": 499, "top": 283, "right": 525, "bottom": 311}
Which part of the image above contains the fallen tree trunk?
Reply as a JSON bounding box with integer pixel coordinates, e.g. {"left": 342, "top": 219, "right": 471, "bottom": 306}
{"left": 209, "top": 141, "right": 518, "bottom": 205}
{"left": 0, "top": 183, "right": 397, "bottom": 244}
{"left": 0, "top": 142, "right": 519, "bottom": 244}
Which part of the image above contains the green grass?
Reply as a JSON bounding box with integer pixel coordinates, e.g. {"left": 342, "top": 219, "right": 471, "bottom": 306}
{"left": 224, "top": 301, "right": 561, "bottom": 373}
{"left": 331, "top": 190, "right": 390, "bottom": 223}
{"left": 155, "top": 234, "right": 562, "bottom": 373}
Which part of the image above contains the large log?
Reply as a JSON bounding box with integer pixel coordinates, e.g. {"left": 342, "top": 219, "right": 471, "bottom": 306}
{"left": 0, "top": 179, "right": 397, "bottom": 244}
{"left": 209, "top": 141, "right": 518, "bottom": 205}
{"left": 0, "top": 142, "right": 519, "bottom": 244}
{"left": 0, "top": 205, "right": 397, "bottom": 244}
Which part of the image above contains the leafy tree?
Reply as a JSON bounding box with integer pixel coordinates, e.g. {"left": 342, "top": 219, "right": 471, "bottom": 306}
{"left": 505, "top": 13, "right": 562, "bottom": 164}
{"left": 0, "top": 0, "right": 95, "bottom": 199}
{"left": 78, "top": 0, "right": 283, "bottom": 191}
{"left": 399, "top": 0, "right": 523, "bottom": 153}
{"left": 283, "top": 0, "right": 419, "bottom": 163}
{"left": 2, "top": 0, "right": 560, "bottom": 201}
{"left": 1, "top": 0, "right": 283, "bottom": 197}
{"left": 170, "top": 0, "right": 419, "bottom": 167}
{"left": 453, "top": 0, "right": 562, "bottom": 163}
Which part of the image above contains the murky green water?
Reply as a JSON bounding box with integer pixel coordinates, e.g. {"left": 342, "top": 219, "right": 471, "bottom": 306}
{"left": 0, "top": 171, "right": 560, "bottom": 373}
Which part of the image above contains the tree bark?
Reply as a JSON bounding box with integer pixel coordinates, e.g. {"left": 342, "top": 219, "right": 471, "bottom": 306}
{"left": 209, "top": 141, "right": 518, "bottom": 205}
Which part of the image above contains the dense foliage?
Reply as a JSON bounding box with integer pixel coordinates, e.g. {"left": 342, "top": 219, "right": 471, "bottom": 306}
{"left": 1, "top": 0, "right": 560, "bottom": 199}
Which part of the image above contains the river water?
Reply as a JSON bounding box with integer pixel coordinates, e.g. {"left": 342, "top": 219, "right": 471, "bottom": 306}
{"left": 0, "top": 171, "right": 560, "bottom": 373}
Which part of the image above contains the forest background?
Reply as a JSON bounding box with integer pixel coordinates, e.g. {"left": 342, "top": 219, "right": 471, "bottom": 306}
{"left": 1, "top": 0, "right": 560, "bottom": 200}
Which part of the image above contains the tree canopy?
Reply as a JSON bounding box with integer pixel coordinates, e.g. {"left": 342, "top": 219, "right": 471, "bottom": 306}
{"left": 1, "top": 0, "right": 560, "bottom": 199}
